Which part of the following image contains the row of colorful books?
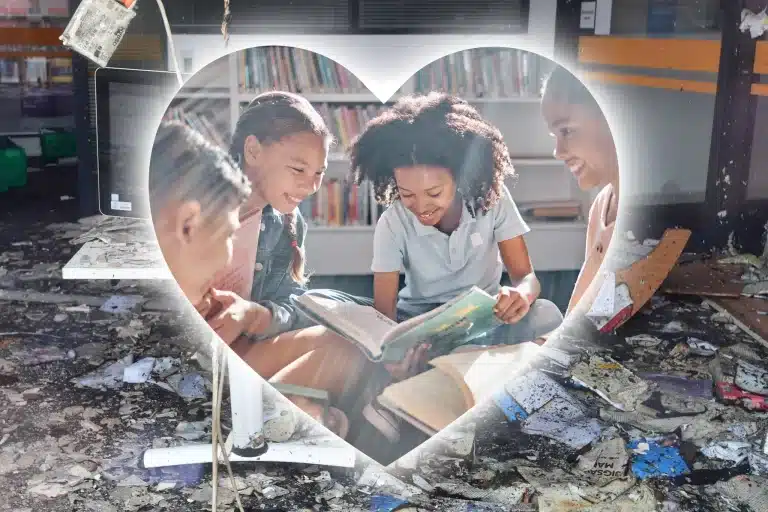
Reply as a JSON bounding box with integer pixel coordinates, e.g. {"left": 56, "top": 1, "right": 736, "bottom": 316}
{"left": 298, "top": 179, "right": 376, "bottom": 227}
{"left": 237, "top": 46, "right": 551, "bottom": 98}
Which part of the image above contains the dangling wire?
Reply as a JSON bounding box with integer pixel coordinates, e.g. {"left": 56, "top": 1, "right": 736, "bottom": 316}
{"left": 221, "top": 0, "right": 232, "bottom": 47}
{"left": 153, "top": 0, "right": 183, "bottom": 86}
{"left": 210, "top": 339, "right": 245, "bottom": 512}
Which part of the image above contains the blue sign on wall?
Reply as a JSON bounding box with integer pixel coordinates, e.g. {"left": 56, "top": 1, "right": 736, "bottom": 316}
{"left": 648, "top": 0, "right": 678, "bottom": 34}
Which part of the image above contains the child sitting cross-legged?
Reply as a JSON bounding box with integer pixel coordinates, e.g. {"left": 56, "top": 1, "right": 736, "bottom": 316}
{"left": 349, "top": 92, "right": 564, "bottom": 384}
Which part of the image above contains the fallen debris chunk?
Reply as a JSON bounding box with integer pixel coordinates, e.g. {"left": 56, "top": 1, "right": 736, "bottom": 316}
{"left": 576, "top": 437, "right": 629, "bottom": 485}
{"left": 123, "top": 357, "right": 155, "bottom": 384}
{"left": 357, "top": 466, "right": 422, "bottom": 498}
{"left": 713, "top": 475, "right": 768, "bottom": 511}
{"left": 570, "top": 356, "right": 649, "bottom": 411}
{"left": 75, "top": 355, "right": 134, "bottom": 390}
{"left": 701, "top": 441, "right": 752, "bottom": 464}
{"left": 734, "top": 360, "right": 768, "bottom": 396}
{"left": 521, "top": 397, "right": 602, "bottom": 450}
{"left": 686, "top": 338, "right": 719, "bottom": 357}
{"left": 628, "top": 437, "right": 689, "bottom": 480}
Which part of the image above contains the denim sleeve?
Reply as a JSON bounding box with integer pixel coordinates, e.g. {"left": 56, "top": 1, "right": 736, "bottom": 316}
{"left": 252, "top": 213, "right": 313, "bottom": 339}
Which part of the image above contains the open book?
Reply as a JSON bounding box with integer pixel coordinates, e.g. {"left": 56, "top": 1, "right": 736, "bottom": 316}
{"left": 377, "top": 342, "right": 542, "bottom": 435}
{"left": 293, "top": 286, "right": 501, "bottom": 363}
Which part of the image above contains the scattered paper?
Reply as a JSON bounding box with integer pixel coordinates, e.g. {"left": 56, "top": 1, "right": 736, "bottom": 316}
{"left": 521, "top": 397, "right": 602, "bottom": 450}
{"left": 571, "top": 356, "right": 649, "bottom": 411}
{"left": 740, "top": 8, "right": 768, "bottom": 39}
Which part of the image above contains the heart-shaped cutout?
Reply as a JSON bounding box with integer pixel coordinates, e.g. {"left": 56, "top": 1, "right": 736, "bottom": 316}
{"left": 149, "top": 45, "right": 592, "bottom": 466}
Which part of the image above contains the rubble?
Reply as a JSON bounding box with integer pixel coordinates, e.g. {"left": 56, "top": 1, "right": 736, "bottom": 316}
{"left": 3, "top": 214, "right": 768, "bottom": 511}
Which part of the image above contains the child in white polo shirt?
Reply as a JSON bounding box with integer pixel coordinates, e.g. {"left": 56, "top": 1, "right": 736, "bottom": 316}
{"left": 349, "top": 92, "right": 564, "bottom": 381}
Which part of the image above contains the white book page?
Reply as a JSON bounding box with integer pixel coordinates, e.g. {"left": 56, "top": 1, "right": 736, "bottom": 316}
{"left": 297, "top": 296, "right": 397, "bottom": 355}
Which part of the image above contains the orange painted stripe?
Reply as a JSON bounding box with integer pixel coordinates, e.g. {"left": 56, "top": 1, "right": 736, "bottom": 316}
{"left": 579, "top": 36, "right": 721, "bottom": 73}
{"left": 583, "top": 71, "right": 716, "bottom": 94}
{"left": 0, "top": 27, "right": 64, "bottom": 46}
{"left": 750, "top": 83, "right": 768, "bottom": 96}
{"left": 754, "top": 41, "right": 768, "bottom": 74}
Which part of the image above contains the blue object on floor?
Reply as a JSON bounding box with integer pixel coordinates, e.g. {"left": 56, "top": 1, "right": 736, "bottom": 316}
{"left": 492, "top": 391, "right": 528, "bottom": 421}
{"left": 628, "top": 438, "right": 690, "bottom": 479}
{"left": 371, "top": 495, "right": 408, "bottom": 511}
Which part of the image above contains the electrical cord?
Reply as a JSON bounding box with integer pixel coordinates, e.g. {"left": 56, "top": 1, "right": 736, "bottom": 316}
{"left": 210, "top": 340, "right": 245, "bottom": 512}
{"left": 151, "top": 0, "right": 184, "bottom": 86}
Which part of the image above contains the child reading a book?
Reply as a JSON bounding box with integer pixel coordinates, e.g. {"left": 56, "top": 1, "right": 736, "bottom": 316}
{"left": 149, "top": 120, "right": 251, "bottom": 307}
{"left": 540, "top": 66, "right": 619, "bottom": 319}
{"left": 348, "top": 92, "right": 564, "bottom": 379}
{"left": 195, "top": 92, "right": 369, "bottom": 438}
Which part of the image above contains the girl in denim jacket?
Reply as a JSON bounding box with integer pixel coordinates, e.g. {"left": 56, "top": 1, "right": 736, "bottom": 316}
{"left": 201, "top": 92, "right": 370, "bottom": 438}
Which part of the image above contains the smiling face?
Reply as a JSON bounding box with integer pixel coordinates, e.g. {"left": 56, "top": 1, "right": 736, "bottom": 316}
{"left": 541, "top": 96, "right": 619, "bottom": 191}
{"left": 243, "top": 131, "right": 328, "bottom": 213}
{"left": 393, "top": 165, "right": 459, "bottom": 227}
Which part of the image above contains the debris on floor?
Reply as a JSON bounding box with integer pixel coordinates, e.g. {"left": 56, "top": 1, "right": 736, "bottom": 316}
{"left": 3, "top": 214, "right": 768, "bottom": 510}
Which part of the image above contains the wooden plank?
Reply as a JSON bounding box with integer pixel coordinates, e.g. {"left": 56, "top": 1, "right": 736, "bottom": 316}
{"left": 704, "top": 0, "right": 758, "bottom": 251}
{"left": 661, "top": 261, "right": 747, "bottom": 298}
{"left": 710, "top": 297, "right": 768, "bottom": 348}
{"left": 572, "top": 229, "right": 691, "bottom": 331}
{"left": 615, "top": 229, "right": 691, "bottom": 318}
{"left": 578, "top": 36, "right": 721, "bottom": 73}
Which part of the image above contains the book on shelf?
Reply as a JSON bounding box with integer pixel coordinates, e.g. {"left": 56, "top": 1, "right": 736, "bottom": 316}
{"left": 238, "top": 46, "right": 371, "bottom": 95}
{"left": 292, "top": 286, "right": 503, "bottom": 364}
{"left": 377, "top": 342, "right": 542, "bottom": 435}
{"left": 414, "top": 48, "right": 553, "bottom": 99}
{"left": 315, "top": 103, "right": 387, "bottom": 149}
{"left": 299, "top": 178, "right": 375, "bottom": 227}
{"left": 163, "top": 107, "right": 229, "bottom": 150}
{"left": 236, "top": 46, "right": 551, "bottom": 100}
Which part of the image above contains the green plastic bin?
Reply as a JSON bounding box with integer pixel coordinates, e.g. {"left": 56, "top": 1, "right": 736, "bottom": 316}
{"left": 40, "top": 127, "right": 77, "bottom": 165}
{"left": 0, "top": 137, "right": 27, "bottom": 191}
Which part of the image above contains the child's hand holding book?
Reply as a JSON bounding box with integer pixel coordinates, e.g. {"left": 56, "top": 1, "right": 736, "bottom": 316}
{"left": 493, "top": 286, "right": 531, "bottom": 324}
{"left": 383, "top": 343, "right": 431, "bottom": 381}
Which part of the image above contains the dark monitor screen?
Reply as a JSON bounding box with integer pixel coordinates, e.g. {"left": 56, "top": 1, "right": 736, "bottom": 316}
{"left": 96, "top": 67, "right": 187, "bottom": 219}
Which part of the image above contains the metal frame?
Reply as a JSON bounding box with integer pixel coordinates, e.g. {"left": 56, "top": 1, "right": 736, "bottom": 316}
{"left": 554, "top": 0, "right": 768, "bottom": 255}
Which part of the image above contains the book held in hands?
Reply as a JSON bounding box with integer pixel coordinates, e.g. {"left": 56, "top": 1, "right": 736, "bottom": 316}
{"left": 292, "top": 286, "right": 503, "bottom": 363}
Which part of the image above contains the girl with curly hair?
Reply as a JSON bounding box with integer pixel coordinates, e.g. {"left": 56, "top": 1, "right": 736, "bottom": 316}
{"left": 349, "top": 92, "right": 564, "bottom": 380}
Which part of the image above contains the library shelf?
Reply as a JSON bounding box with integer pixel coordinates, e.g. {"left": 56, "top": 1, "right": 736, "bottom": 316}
{"left": 165, "top": 47, "right": 589, "bottom": 275}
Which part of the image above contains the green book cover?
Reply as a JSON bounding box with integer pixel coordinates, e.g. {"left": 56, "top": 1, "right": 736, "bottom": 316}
{"left": 293, "top": 286, "right": 503, "bottom": 363}
{"left": 384, "top": 287, "right": 502, "bottom": 359}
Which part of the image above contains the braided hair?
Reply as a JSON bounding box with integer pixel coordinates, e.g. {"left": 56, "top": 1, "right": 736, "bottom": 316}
{"left": 229, "top": 90, "right": 333, "bottom": 285}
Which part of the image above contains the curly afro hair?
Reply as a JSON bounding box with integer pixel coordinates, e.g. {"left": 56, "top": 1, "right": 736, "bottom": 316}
{"left": 348, "top": 92, "right": 515, "bottom": 217}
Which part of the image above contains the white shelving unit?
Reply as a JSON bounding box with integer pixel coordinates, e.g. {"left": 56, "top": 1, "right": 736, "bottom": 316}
{"left": 166, "top": 43, "right": 589, "bottom": 275}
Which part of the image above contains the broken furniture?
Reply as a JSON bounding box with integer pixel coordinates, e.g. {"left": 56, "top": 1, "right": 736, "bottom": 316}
{"left": 62, "top": 218, "right": 356, "bottom": 470}
{"left": 578, "top": 229, "right": 691, "bottom": 332}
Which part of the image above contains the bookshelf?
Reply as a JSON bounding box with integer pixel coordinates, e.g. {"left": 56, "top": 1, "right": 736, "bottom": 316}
{"left": 164, "top": 46, "right": 590, "bottom": 276}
